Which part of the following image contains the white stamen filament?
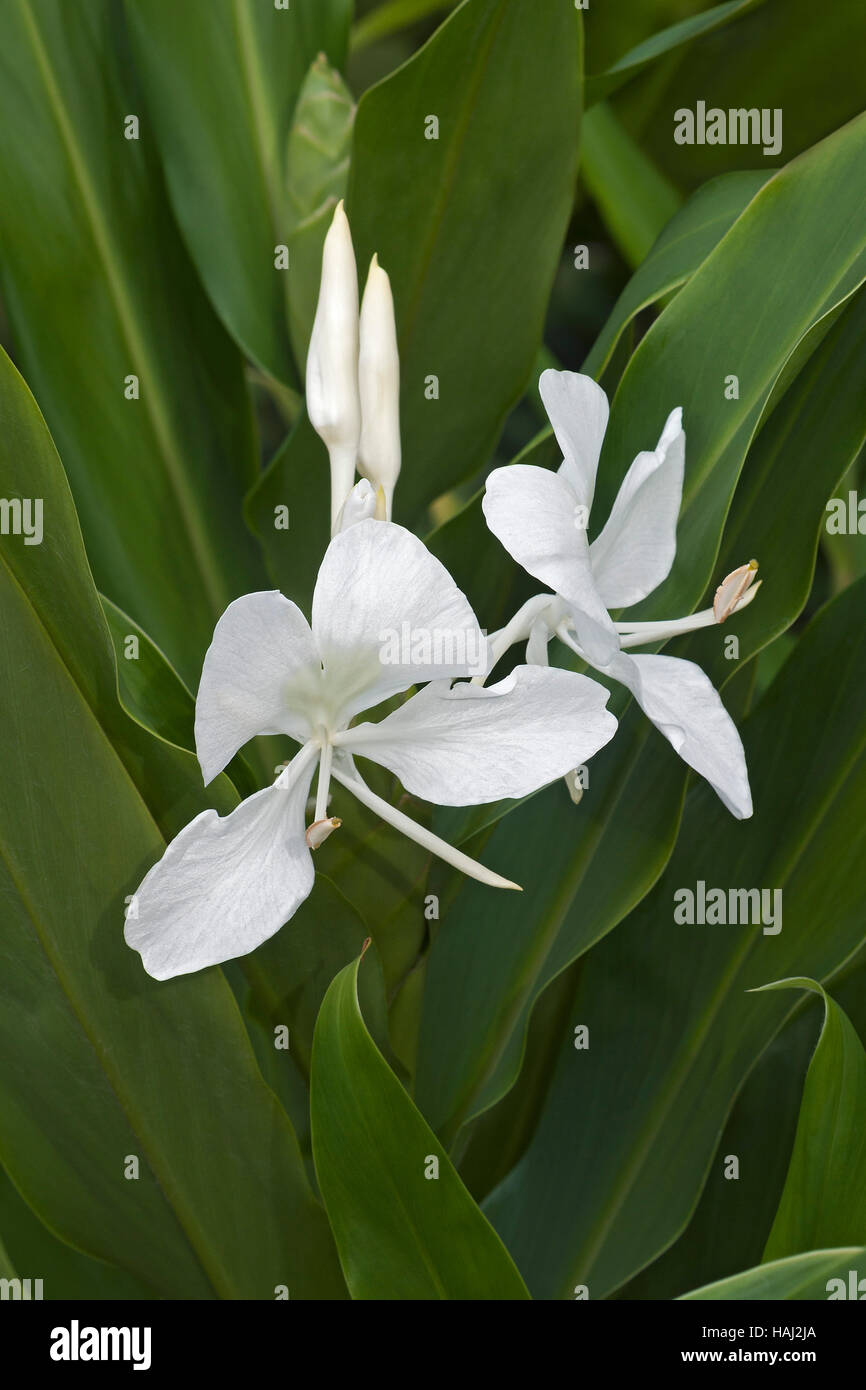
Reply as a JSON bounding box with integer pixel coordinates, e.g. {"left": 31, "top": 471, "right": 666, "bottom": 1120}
{"left": 330, "top": 763, "right": 522, "bottom": 892}
{"left": 613, "top": 581, "right": 760, "bottom": 648}
{"left": 314, "top": 733, "right": 333, "bottom": 822}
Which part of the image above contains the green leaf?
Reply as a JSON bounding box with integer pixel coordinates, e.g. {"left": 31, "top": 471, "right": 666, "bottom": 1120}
{"left": 484, "top": 578, "right": 866, "bottom": 1299}
{"left": 581, "top": 102, "right": 682, "bottom": 269}
{"left": 0, "top": 345, "right": 344, "bottom": 1299}
{"left": 346, "top": 0, "right": 583, "bottom": 525}
{"left": 0, "top": 0, "right": 267, "bottom": 685}
{"left": 758, "top": 980, "right": 866, "bottom": 1260}
{"left": 0, "top": 1164, "right": 154, "bottom": 1300}
{"left": 585, "top": 0, "right": 767, "bottom": 107}
{"left": 679, "top": 1249, "right": 866, "bottom": 1301}
{"left": 311, "top": 955, "right": 530, "bottom": 1299}
{"left": 351, "top": 0, "right": 458, "bottom": 52}
{"left": 125, "top": 0, "right": 352, "bottom": 384}
{"left": 583, "top": 169, "right": 770, "bottom": 378}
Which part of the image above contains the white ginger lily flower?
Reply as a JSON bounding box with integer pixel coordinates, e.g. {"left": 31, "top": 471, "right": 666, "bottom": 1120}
{"left": 482, "top": 370, "right": 760, "bottom": 820}
{"left": 125, "top": 519, "right": 617, "bottom": 980}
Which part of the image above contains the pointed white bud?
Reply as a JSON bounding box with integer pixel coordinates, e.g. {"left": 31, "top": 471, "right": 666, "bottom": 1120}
{"left": 358, "top": 254, "right": 401, "bottom": 520}
{"left": 306, "top": 201, "right": 361, "bottom": 531}
{"left": 714, "top": 560, "right": 759, "bottom": 623}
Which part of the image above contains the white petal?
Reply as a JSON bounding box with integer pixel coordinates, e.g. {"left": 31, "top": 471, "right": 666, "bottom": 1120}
{"left": 195, "top": 591, "right": 320, "bottom": 784}
{"left": 611, "top": 651, "right": 752, "bottom": 818}
{"left": 483, "top": 464, "right": 619, "bottom": 664}
{"left": 312, "top": 518, "right": 485, "bottom": 725}
{"left": 125, "top": 747, "right": 319, "bottom": 979}
{"left": 336, "top": 665, "right": 617, "bottom": 805}
{"left": 589, "top": 407, "right": 685, "bottom": 609}
{"left": 538, "top": 369, "right": 609, "bottom": 507}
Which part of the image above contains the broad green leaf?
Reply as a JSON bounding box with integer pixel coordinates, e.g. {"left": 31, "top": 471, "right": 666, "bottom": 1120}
{"left": 415, "top": 286, "right": 866, "bottom": 1144}
{"left": 485, "top": 578, "right": 866, "bottom": 1299}
{"left": 0, "top": 1165, "right": 153, "bottom": 1300}
{"left": 125, "top": 0, "right": 352, "bottom": 384}
{"left": 759, "top": 980, "right": 866, "bottom": 1260}
{"left": 680, "top": 1249, "right": 866, "bottom": 1301}
{"left": 311, "top": 956, "right": 530, "bottom": 1299}
{"left": 0, "top": 345, "right": 343, "bottom": 1299}
{"left": 581, "top": 102, "right": 682, "bottom": 269}
{"left": 583, "top": 169, "right": 770, "bottom": 378}
{"left": 625, "top": 950, "right": 866, "bottom": 1297}
{"left": 346, "top": 0, "right": 583, "bottom": 525}
{"left": 671, "top": 285, "right": 866, "bottom": 688}
{"left": 0, "top": 0, "right": 267, "bottom": 685}
{"left": 585, "top": 0, "right": 766, "bottom": 107}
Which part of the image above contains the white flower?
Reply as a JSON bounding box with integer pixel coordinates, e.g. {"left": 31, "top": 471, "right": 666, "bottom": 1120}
{"left": 306, "top": 201, "right": 361, "bottom": 530}
{"left": 125, "top": 519, "right": 617, "bottom": 979}
{"left": 358, "top": 254, "right": 401, "bottom": 519}
{"left": 482, "top": 370, "right": 759, "bottom": 819}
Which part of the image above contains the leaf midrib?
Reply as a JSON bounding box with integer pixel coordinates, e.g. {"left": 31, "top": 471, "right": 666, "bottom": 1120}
{"left": 15, "top": 0, "right": 230, "bottom": 617}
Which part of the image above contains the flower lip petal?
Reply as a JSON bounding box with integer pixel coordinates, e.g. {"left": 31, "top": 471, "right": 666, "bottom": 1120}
{"left": 125, "top": 744, "right": 320, "bottom": 979}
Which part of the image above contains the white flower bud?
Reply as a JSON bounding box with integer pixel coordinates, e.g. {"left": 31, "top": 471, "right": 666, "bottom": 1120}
{"left": 358, "top": 254, "right": 401, "bottom": 520}
{"left": 306, "top": 201, "right": 361, "bottom": 530}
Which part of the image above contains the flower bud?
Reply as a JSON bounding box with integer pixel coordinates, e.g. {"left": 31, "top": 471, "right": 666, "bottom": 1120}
{"left": 358, "top": 254, "right": 401, "bottom": 520}
{"left": 306, "top": 201, "right": 361, "bottom": 530}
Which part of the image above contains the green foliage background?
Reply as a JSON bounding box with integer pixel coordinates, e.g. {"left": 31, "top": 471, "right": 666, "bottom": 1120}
{"left": 0, "top": 0, "right": 865, "bottom": 1300}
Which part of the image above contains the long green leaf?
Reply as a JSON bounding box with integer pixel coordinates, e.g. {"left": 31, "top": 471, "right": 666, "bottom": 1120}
{"left": 680, "top": 1249, "right": 866, "bottom": 1301}
{"left": 759, "top": 980, "right": 866, "bottom": 1260}
{"left": 311, "top": 956, "right": 529, "bottom": 1299}
{"left": 0, "top": 0, "right": 268, "bottom": 685}
{"left": 585, "top": 0, "right": 766, "bottom": 107}
{"left": 0, "top": 345, "right": 344, "bottom": 1299}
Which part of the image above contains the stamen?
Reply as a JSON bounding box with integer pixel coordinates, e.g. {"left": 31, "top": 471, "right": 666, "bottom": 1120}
{"left": 331, "top": 763, "right": 522, "bottom": 891}
{"left": 305, "top": 817, "right": 342, "bottom": 849}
